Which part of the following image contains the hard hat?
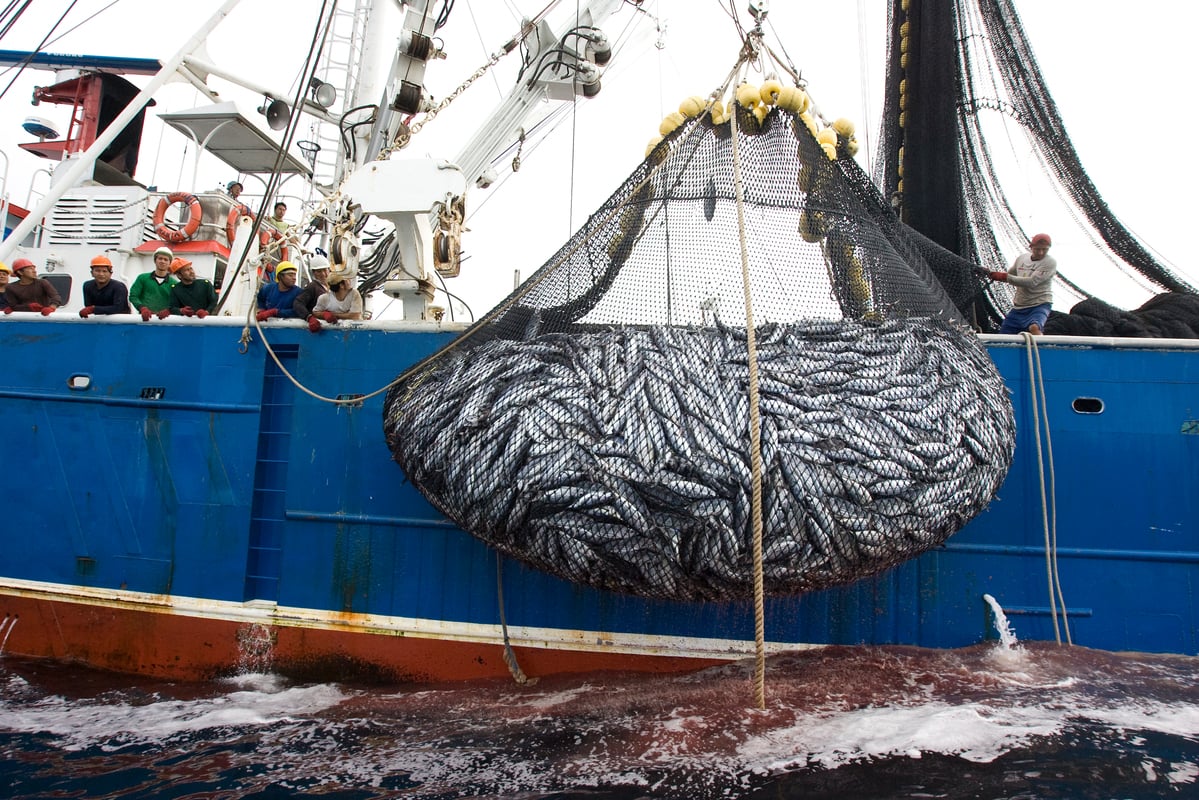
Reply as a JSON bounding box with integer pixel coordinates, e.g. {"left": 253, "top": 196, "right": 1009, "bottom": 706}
{"left": 1030, "top": 233, "right": 1051, "bottom": 247}
{"left": 12, "top": 257, "right": 35, "bottom": 271}
{"left": 275, "top": 261, "right": 298, "bottom": 275}
{"left": 308, "top": 253, "right": 330, "bottom": 271}
{"left": 169, "top": 257, "right": 192, "bottom": 273}
{"left": 154, "top": 246, "right": 173, "bottom": 260}
{"left": 90, "top": 255, "right": 113, "bottom": 268}
{"left": 0, "top": 262, "right": 9, "bottom": 274}
{"left": 227, "top": 180, "right": 243, "bottom": 192}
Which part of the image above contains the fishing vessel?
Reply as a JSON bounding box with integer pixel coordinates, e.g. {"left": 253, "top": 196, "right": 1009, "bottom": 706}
{"left": 0, "top": 0, "right": 1195, "bottom": 684}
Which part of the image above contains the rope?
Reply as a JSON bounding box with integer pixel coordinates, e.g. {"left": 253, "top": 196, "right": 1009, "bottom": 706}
{"left": 241, "top": 311, "right": 408, "bottom": 405}
{"left": 1022, "top": 332, "right": 1071, "bottom": 644}
{"left": 496, "top": 552, "right": 535, "bottom": 685}
{"left": 729, "top": 99, "right": 767, "bottom": 711}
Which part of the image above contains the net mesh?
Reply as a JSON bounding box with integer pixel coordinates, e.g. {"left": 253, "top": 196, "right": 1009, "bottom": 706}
{"left": 384, "top": 101, "right": 1015, "bottom": 602}
{"left": 876, "top": 0, "right": 1196, "bottom": 332}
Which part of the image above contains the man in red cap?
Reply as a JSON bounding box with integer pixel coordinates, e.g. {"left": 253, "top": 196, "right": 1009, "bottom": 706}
{"left": 986, "top": 232, "right": 1057, "bottom": 335}
{"left": 3, "top": 257, "right": 62, "bottom": 315}
{"left": 79, "top": 254, "right": 130, "bottom": 317}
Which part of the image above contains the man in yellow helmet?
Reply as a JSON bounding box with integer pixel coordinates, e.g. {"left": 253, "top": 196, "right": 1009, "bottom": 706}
{"left": 0, "top": 261, "right": 11, "bottom": 312}
{"left": 255, "top": 261, "right": 302, "bottom": 321}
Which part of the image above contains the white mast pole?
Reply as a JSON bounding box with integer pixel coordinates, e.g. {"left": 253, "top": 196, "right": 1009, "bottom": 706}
{"left": 0, "top": 0, "right": 243, "bottom": 264}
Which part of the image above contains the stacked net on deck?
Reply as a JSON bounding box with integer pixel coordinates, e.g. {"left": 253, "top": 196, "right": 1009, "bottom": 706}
{"left": 384, "top": 96, "right": 1015, "bottom": 602}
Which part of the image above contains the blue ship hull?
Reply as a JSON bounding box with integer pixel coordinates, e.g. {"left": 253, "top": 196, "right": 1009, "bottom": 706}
{"left": 1, "top": 316, "right": 1195, "bottom": 681}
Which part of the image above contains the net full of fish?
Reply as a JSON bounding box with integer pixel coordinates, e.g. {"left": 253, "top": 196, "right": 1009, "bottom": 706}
{"left": 383, "top": 316, "right": 1014, "bottom": 601}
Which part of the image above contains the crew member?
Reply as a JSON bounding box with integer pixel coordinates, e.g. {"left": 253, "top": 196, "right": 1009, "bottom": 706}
{"left": 986, "top": 233, "right": 1057, "bottom": 335}
{"left": 79, "top": 255, "right": 130, "bottom": 316}
{"left": 4, "top": 258, "right": 62, "bottom": 314}
{"left": 168, "top": 258, "right": 218, "bottom": 317}
{"left": 0, "top": 261, "right": 11, "bottom": 311}
{"left": 130, "top": 246, "right": 177, "bottom": 320}
{"left": 256, "top": 261, "right": 302, "bottom": 320}
{"left": 292, "top": 252, "right": 330, "bottom": 318}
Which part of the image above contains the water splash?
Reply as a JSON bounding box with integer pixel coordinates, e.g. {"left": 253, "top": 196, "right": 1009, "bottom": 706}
{"left": 0, "top": 614, "right": 16, "bottom": 655}
{"left": 236, "top": 623, "right": 276, "bottom": 674}
{"left": 983, "top": 594, "right": 1021, "bottom": 657}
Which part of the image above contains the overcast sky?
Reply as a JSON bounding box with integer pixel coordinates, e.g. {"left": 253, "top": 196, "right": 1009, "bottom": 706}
{"left": 0, "top": 0, "right": 1193, "bottom": 317}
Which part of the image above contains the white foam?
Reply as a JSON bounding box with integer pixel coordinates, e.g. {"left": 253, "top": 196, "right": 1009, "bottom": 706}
{"left": 738, "top": 701, "right": 1065, "bottom": 771}
{"left": 0, "top": 680, "right": 347, "bottom": 751}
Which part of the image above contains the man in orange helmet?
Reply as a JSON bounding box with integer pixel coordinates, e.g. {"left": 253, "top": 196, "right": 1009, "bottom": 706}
{"left": 79, "top": 254, "right": 130, "bottom": 317}
{"left": 167, "top": 258, "right": 217, "bottom": 318}
{"left": 3, "top": 257, "right": 62, "bottom": 315}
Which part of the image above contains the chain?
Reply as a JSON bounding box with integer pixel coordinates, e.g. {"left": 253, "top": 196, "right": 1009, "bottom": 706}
{"left": 381, "top": 52, "right": 506, "bottom": 159}
{"left": 510, "top": 127, "right": 525, "bottom": 172}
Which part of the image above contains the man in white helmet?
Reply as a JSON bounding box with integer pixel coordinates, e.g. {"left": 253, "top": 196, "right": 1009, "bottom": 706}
{"left": 293, "top": 251, "right": 330, "bottom": 319}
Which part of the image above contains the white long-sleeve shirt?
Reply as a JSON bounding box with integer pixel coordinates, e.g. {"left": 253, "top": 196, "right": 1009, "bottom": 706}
{"left": 314, "top": 287, "right": 363, "bottom": 317}
{"left": 1005, "top": 252, "right": 1057, "bottom": 308}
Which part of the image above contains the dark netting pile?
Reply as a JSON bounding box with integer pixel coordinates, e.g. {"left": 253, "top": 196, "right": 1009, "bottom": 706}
{"left": 384, "top": 99, "right": 1016, "bottom": 601}
{"left": 1045, "top": 294, "right": 1199, "bottom": 339}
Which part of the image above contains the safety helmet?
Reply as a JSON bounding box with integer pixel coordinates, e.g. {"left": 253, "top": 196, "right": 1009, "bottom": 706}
{"left": 308, "top": 253, "right": 330, "bottom": 272}
{"left": 90, "top": 255, "right": 113, "bottom": 268}
{"left": 227, "top": 180, "right": 243, "bottom": 192}
{"left": 154, "top": 246, "right": 173, "bottom": 260}
{"left": 11, "top": 257, "right": 35, "bottom": 272}
{"left": 275, "top": 261, "right": 298, "bottom": 275}
{"left": 169, "top": 257, "right": 192, "bottom": 273}
{"left": 0, "top": 262, "right": 9, "bottom": 274}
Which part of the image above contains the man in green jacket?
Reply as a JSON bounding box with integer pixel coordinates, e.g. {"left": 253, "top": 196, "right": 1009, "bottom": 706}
{"left": 168, "top": 258, "right": 218, "bottom": 317}
{"left": 130, "top": 246, "right": 177, "bottom": 320}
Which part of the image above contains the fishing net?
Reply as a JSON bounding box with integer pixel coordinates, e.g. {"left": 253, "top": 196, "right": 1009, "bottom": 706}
{"left": 876, "top": 0, "right": 1196, "bottom": 330}
{"left": 384, "top": 95, "right": 1015, "bottom": 602}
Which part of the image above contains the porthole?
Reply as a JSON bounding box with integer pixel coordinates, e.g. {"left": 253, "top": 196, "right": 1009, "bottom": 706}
{"left": 1072, "top": 397, "right": 1103, "bottom": 414}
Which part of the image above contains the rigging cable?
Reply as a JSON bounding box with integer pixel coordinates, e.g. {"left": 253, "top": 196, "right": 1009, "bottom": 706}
{"left": 224, "top": 0, "right": 337, "bottom": 323}
{"left": 0, "top": 0, "right": 78, "bottom": 99}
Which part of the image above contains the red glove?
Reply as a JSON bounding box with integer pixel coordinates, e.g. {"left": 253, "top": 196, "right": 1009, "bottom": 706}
{"left": 180, "top": 306, "right": 195, "bottom": 317}
{"left": 40, "top": 305, "right": 56, "bottom": 316}
{"left": 28, "top": 302, "right": 42, "bottom": 312}
{"left": 2, "top": 306, "right": 12, "bottom": 315}
{"left": 320, "top": 311, "right": 337, "bottom": 323}
{"left": 307, "top": 315, "right": 322, "bottom": 333}
{"left": 196, "top": 309, "right": 209, "bottom": 319}
{"left": 256, "top": 308, "right": 278, "bottom": 322}
{"left": 156, "top": 308, "right": 170, "bottom": 319}
{"left": 989, "top": 271, "right": 1008, "bottom": 282}
{"left": 140, "top": 306, "right": 153, "bottom": 321}
{"left": 79, "top": 306, "right": 95, "bottom": 318}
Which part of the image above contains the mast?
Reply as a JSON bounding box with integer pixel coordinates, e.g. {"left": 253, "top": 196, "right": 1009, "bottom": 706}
{"left": 881, "top": 0, "right": 965, "bottom": 257}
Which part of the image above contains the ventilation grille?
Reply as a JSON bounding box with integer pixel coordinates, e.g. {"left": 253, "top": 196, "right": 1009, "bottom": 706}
{"left": 46, "top": 194, "right": 143, "bottom": 247}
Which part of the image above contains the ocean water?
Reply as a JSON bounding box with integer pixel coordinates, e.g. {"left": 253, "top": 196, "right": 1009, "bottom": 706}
{"left": 2, "top": 639, "right": 1198, "bottom": 799}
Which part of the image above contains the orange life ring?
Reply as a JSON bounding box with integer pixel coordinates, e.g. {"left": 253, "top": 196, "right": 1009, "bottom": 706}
{"left": 226, "top": 204, "right": 254, "bottom": 244}
{"left": 262, "top": 225, "right": 288, "bottom": 261}
{"left": 153, "top": 192, "right": 202, "bottom": 243}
